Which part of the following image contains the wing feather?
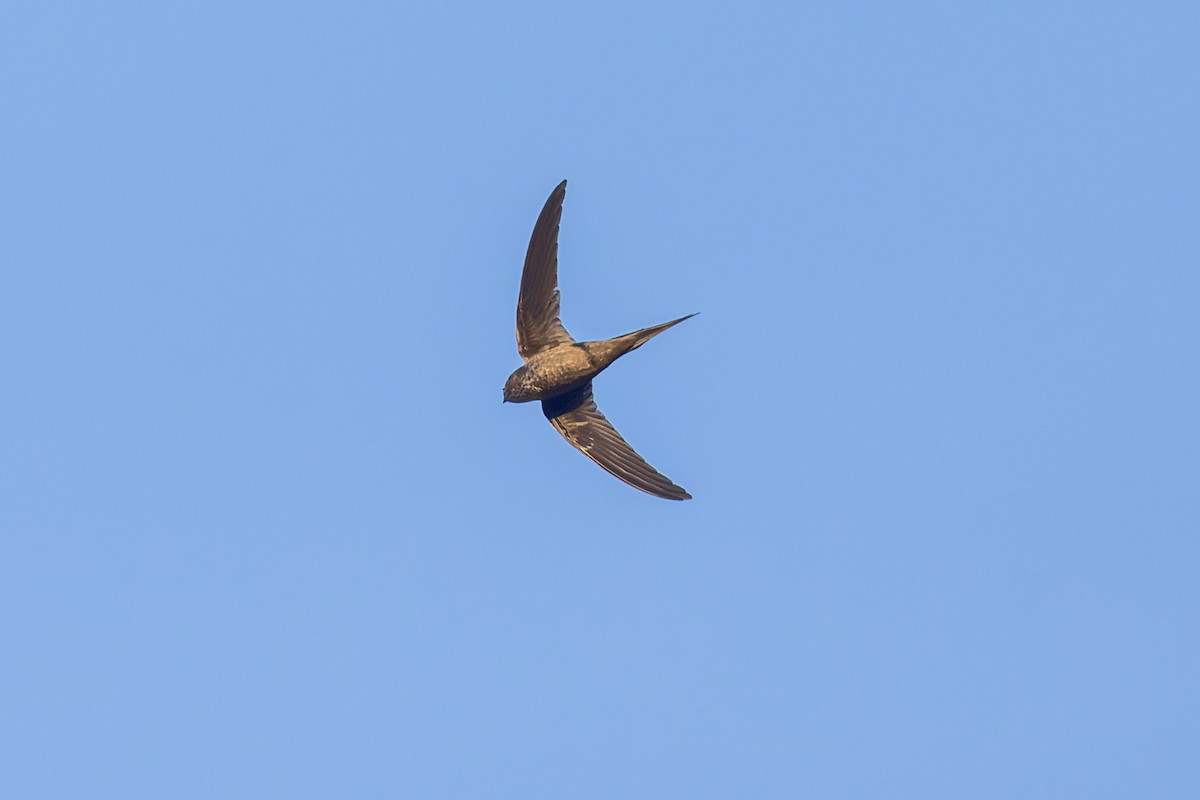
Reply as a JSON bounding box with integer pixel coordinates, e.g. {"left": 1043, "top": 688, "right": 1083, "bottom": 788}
{"left": 542, "top": 384, "right": 691, "bottom": 501}
{"left": 516, "top": 180, "right": 575, "bottom": 358}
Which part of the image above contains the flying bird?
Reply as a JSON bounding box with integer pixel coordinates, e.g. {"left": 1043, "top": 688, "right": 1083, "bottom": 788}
{"left": 503, "top": 180, "right": 695, "bottom": 500}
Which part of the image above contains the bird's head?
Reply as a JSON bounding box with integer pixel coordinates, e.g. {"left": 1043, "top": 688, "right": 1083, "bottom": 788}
{"left": 503, "top": 367, "right": 535, "bottom": 403}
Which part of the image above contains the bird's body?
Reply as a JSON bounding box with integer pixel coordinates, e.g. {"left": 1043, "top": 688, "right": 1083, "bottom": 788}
{"left": 503, "top": 180, "right": 695, "bottom": 500}
{"left": 503, "top": 344, "right": 595, "bottom": 403}
{"left": 504, "top": 318, "right": 694, "bottom": 404}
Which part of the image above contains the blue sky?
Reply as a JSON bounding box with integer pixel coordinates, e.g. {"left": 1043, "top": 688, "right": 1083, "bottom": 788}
{"left": 2, "top": 1, "right": 1198, "bottom": 797}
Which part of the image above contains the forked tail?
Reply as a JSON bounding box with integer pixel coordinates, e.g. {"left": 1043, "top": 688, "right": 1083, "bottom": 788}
{"left": 611, "top": 312, "right": 698, "bottom": 356}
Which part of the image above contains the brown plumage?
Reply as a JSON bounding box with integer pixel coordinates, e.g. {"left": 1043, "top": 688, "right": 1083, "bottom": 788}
{"left": 503, "top": 180, "right": 695, "bottom": 501}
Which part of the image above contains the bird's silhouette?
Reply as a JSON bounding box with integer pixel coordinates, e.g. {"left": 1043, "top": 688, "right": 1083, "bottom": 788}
{"left": 503, "top": 181, "right": 695, "bottom": 500}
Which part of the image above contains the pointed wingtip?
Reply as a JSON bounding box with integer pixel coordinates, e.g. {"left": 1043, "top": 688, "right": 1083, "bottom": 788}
{"left": 649, "top": 481, "right": 692, "bottom": 501}
{"left": 643, "top": 484, "right": 692, "bottom": 501}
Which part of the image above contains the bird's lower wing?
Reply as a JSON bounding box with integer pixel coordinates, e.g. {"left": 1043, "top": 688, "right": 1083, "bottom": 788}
{"left": 542, "top": 384, "right": 691, "bottom": 501}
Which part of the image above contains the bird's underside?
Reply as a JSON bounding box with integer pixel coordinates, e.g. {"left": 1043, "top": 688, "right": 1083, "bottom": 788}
{"left": 509, "top": 180, "right": 693, "bottom": 501}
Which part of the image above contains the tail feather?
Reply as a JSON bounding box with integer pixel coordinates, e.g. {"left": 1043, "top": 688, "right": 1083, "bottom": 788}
{"left": 613, "top": 312, "right": 698, "bottom": 355}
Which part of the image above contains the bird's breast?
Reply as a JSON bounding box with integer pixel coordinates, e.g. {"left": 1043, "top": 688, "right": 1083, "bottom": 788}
{"left": 522, "top": 346, "right": 596, "bottom": 397}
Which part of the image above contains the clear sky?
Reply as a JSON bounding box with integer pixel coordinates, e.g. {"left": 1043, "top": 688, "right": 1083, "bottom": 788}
{"left": 3, "top": 2, "right": 1198, "bottom": 797}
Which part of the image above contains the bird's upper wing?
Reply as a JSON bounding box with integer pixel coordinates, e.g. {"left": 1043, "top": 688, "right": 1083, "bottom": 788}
{"left": 542, "top": 383, "right": 692, "bottom": 500}
{"left": 516, "top": 180, "right": 575, "bottom": 358}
